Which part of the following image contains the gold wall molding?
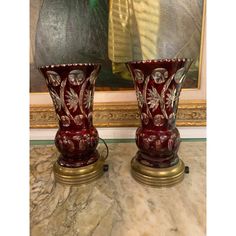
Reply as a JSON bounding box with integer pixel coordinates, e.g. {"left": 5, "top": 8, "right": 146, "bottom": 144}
{"left": 30, "top": 100, "right": 206, "bottom": 128}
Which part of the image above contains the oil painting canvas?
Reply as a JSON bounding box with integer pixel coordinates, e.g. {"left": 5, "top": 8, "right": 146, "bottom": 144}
{"left": 30, "top": 0, "right": 204, "bottom": 93}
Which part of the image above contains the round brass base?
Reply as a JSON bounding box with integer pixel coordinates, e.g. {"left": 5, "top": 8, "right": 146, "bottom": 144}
{"left": 53, "top": 156, "right": 105, "bottom": 185}
{"left": 131, "top": 157, "right": 185, "bottom": 187}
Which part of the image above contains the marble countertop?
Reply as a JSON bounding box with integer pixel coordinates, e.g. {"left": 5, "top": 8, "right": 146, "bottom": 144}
{"left": 30, "top": 141, "right": 206, "bottom": 236}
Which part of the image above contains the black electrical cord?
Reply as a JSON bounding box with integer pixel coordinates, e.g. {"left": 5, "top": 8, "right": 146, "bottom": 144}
{"left": 99, "top": 137, "right": 109, "bottom": 160}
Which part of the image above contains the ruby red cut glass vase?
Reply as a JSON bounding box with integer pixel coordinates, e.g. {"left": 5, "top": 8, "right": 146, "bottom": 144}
{"left": 126, "top": 59, "right": 192, "bottom": 187}
{"left": 40, "top": 63, "right": 105, "bottom": 185}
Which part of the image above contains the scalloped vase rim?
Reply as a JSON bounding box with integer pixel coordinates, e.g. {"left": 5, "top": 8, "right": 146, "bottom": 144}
{"left": 126, "top": 58, "right": 193, "bottom": 65}
{"left": 39, "top": 62, "right": 101, "bottom": 69}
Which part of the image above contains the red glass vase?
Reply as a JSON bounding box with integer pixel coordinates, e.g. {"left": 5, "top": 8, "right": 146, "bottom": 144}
{"left": 39, "top": 63, "right": 105, "bottom": 185}
{"left": 126, "top": 59, "right": 192, "bottom": 187}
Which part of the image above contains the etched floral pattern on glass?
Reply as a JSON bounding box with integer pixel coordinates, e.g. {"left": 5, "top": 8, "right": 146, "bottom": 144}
{"left": 153, "top": 114, "right": 165, "bottom": 126}
{"left": 66, "top": 88, "right": 79, "bottom": 112}
{"left": 147, "top": 87, "right": 161, "bottom": 111}
{"left": 134, "top": 69, "right": 144, "bottom": 84}
{"left": 74, "top": 115, "right": 84, "bottom": 126}
{"left": 46, "top": 71, "right": 61, "bottom": 86}
{"left": 166, "top": 87, "right": 177, "bottom": 109}
{"left": 141, "top": 113, "right": 149, "bottom": 125}
{"left": 84, "top": 89, "right": 93, "bottom": 109}
{"left": 61, "top": 115, "right": 70, "bottom": 127}
{"left": 151, "top": 68, "right": 168, "bottom": 84}
{"left": 50, "top": 89, "right": 62, "bottom": 111}
{"left": 68, "top": 70, "right": 85, "bottom": 86}
{"left": 136, "top": 90, "right": 144, "bottom": 108}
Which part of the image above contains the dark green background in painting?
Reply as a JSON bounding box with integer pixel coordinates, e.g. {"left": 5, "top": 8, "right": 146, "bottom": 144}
{"left": 31, "top": 0, "right": 135, "bottom": 92}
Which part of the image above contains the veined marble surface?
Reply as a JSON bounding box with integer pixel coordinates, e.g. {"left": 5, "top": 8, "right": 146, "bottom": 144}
{"left": 30, "top": 141, "right": 206, "bottom": 236}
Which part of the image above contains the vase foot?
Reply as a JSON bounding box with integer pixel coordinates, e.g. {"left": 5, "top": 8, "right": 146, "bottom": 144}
{"left": 131, "top": 156, "right": 185, "bottom": 187}
{"left": 53, "top": 154, "right": 106, "bottom": 185}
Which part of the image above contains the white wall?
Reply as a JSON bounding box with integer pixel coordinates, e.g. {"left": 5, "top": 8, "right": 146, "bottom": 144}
{"left": 30, "top": 127, "right": 206, "bottom": 140}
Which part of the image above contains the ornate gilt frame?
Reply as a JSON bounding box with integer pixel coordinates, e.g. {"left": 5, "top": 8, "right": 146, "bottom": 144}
{"left": 30, "top": 100, "right": 206, "bottom": 128}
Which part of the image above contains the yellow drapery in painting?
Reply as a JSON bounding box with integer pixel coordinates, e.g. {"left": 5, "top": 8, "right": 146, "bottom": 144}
{"left": 108, "top": 0, "right": 161, "bottom": 79}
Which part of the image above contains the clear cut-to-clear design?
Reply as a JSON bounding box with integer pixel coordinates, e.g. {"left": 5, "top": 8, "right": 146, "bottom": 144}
{"left": 39, "top": 63, "right": 105, "bottom": 185}
{"left": 126, "top": 59, "right": 193, "bottom": 187}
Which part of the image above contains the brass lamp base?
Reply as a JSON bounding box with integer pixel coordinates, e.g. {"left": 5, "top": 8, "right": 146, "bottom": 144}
{"left": 131, "top": 157, "right": 185, "bottom": 187}
{"left": 53, "top": 155, "right": 105, "bottom": 185}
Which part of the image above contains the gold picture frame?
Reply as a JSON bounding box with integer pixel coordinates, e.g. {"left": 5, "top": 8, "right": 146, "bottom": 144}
{"left": 30, "top": 100, "right": 206, "bottom": 128}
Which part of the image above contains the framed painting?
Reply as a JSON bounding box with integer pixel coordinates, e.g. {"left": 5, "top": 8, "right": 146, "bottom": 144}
{"left": 30, "top": 0, "right": 206, "bottom": 128}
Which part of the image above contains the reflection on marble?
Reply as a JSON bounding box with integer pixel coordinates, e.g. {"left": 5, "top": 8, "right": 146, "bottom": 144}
{"left": 30, "top": 142, "right": 206, "bottom": 236}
